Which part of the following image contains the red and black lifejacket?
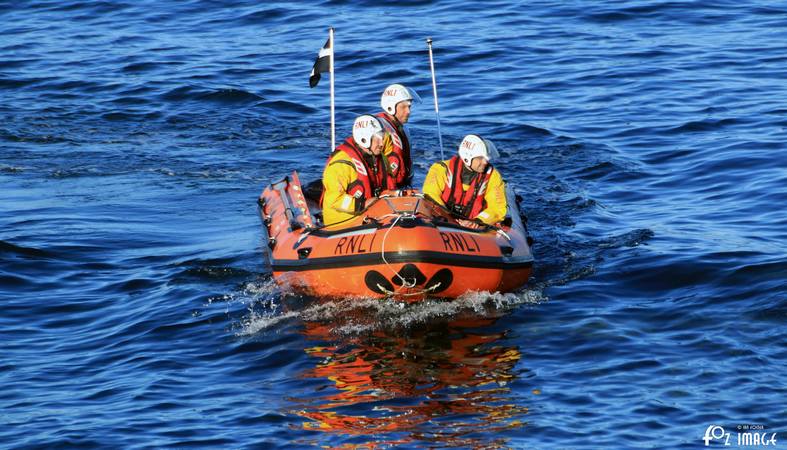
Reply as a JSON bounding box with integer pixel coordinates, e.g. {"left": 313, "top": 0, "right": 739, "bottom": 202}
{"left": 439, "top": 156, "right": 493, "bottom": 219}
{"left": 321, "top": 137, "right": 387, "bottom": 210}
{"left": 376, "top": 112, "right": 411, "bottom": 189}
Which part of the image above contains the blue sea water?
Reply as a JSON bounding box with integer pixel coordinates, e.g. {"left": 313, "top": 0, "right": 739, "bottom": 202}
{"left": 1, "top": 1, "right": 786, "bottom": 448}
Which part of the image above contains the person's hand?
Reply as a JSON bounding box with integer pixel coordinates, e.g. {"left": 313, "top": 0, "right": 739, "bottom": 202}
{"left": 456, "top": 218, "right": 482, "bottom": 229}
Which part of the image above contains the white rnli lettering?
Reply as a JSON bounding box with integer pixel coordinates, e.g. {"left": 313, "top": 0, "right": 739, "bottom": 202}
{"left": 461, "top": 139, "right": 476, "bottom": 150}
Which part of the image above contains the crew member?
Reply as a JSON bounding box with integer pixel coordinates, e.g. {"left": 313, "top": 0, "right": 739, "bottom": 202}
{"left": 422, "top": 135, "right": 507, "bottom": 228}
{"left": 377, "top": 83, "right": 420, "bottom": 189}
{"left": 321, "top": 115, "right": 388, "bottom": 225}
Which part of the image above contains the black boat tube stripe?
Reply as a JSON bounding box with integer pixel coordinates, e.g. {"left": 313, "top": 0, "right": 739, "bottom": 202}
{"left": 271, "top": 250, "right": 534, "bottom": 271}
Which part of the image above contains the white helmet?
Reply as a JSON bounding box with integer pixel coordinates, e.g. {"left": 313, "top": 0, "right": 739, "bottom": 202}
{"left": 352, "top": 115, "right": 385, "bottom": 149}
{"left": 458, "top": 134, "right": 499, "bottom": 166}
{"left": 380, "top": 83, "right": 421, "bottom": 114}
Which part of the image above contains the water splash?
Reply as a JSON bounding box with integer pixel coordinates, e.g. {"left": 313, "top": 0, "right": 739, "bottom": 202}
{"left": 237, "top": 288, "right": 546, "bottom": 337}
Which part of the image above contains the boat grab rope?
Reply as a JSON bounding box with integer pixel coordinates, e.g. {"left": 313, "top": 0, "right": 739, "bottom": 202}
{"left": 378, "top": 210, "right": 442, "bottom": 298}
{"left": 375, "top": 281, "right": 442, "bottom": 297}
{"left": 377, "top": 214, "right": 445, "bottom": 297}
{"left": 379, "top": 213, "right": 417, "bottom": 288}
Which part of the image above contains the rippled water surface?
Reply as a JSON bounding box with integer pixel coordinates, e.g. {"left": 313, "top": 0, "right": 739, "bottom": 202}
{"left": 2, "top": 1, "right": 786, "bottom": 448}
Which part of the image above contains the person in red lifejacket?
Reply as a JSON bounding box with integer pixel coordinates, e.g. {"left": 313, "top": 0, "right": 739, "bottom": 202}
{"left": 422, "top": 135, "right": 507, "bottom": 229}
{"left": 377, "top": 83, "right": 420, "bottom": 189}
{"left": 321, "top": 115, "right": 389, "bottom": 225}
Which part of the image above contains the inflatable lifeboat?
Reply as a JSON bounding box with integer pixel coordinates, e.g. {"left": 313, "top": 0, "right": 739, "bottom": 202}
{"left": 258, "top": 171, "right": 534, "bottom": 300}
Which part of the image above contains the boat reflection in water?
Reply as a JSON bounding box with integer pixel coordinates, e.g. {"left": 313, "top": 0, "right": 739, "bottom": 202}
{"left": 292, "top": 314, "right": 530, "bottom": 448}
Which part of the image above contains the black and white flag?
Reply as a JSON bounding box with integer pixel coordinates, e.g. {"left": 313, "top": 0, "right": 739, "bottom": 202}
{"left": 309, "top": 37, "right": 332, "bottom": 88}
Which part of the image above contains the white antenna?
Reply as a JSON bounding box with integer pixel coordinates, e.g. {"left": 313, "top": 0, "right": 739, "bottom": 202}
{"left": 329, "top": 27, "right": 335, "bottom": 151}
{"left": 426, "top": 38, "right": 445, "bottom": 160}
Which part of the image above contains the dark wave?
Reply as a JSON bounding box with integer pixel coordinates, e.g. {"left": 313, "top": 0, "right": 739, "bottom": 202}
{"left": 582, "top": 1, "right": 739, "bottom": 25}
{"left": 2, "top": 0, "right": 785, "bottom": 448}
{"left": 121, "top": 62, "right": 161, "bottom": 73}
{"left": 0, "top": 240, "right": 53, "bottom": 259}
{"left": 101, "top": 110, "right": 163, "bottom": 121}
{"left": 32, "top": 1, "right": 133, "bottom": 14}
{"left": 175, "top": 265, "right": 256, "bottom": 282}
{"left": 257, "top": 99, "right": 317, "bottom": 114}
{"left": 0, "top": 76, "right": 49, "bottom": 89}
{"left": 0, "top": 164, "right": 24, "bottom": 173}
{"left": 161, "top": 85, "right": 263, "bottom": 104}
{"left": 725, "top": 259, "right": 787, "bottom": 289}
{"left": 198, "top": 88, "right": 263, "bottom": 103}
{"left": 238, "top": 7, "right": 291, "bottom": 24}
{"left": 597, "top": 229, "right": 655, "bottom": 249}
{"left": 572, "top": 161, "right": 620, "bottom": 180}
{"left": 668, "top": 118, "right": 741, "bottom": 133}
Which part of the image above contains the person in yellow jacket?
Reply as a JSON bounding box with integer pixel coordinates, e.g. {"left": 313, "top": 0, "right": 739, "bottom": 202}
{"left": 422, "top": 135, "right": 507, "bottom": 229}
{"left": 321, "top": 115, "right": 389, "bottom": 225}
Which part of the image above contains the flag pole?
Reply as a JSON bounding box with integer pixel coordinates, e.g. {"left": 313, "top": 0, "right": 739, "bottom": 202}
{"left": 426, "top": 38, "right": 444, "bottom": 160}
{"left": 329, "top": 27, "right": 335, "bottom": 152}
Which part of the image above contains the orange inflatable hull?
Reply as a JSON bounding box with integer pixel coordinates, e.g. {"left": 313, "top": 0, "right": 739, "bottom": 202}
{"left": 258, "top": 172, "right": 533, "bottom": 300}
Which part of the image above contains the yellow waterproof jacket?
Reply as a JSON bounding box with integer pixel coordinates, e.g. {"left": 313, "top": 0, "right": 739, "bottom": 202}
{"left": 422, "top": 159, "right": 507, "bottom": 225}
{"left": 321, "top": 150, "right": 363, "bottom": 225}
{"left": 321, "top": 139, "right": 388, "bottom": 226}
